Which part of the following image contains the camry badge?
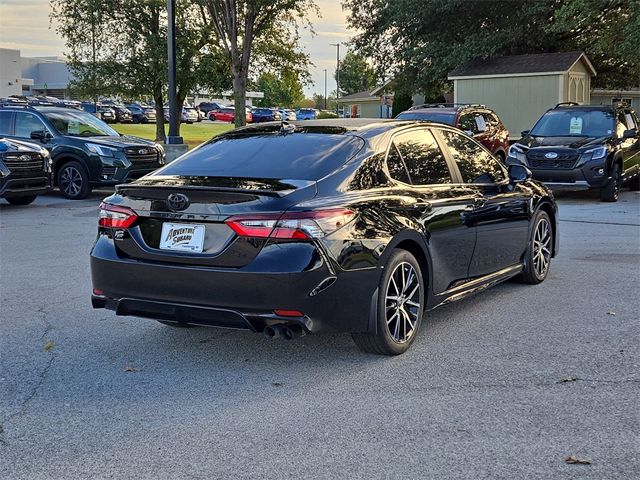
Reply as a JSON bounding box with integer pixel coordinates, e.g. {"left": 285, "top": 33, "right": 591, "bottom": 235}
{"left": 544, "top": 152, "right": 558, "bottom": 159}
{"left": 167, "top": 193, "right": 190, "bottom": 211}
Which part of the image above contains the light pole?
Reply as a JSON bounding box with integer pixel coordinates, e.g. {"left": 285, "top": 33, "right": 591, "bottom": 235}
{"left": 323, "top": 68, "right": 327, "bottom": 110}
{"left": 166, "top": 0, "right": 182, "bottom": 144}
{"left": 330, "top": 43, "right": 340, "bottom": 115}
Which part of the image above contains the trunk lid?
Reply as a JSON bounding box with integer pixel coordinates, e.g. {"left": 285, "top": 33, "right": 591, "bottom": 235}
{"left": 105, "top": 175, "right": 317, "bottom": 267}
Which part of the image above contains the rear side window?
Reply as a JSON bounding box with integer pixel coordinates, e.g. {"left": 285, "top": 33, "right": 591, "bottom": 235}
{"left": 440, "top": 130, "right": 506, "bottom": 184}
{"left": 624, "top": 111, "right": 637, "bottom": 130}
{"left": 155, "top": 132, "right": 364, "bottom": 181}
{"left": 0, "top": 111, "right": 12, "bottom": 135}
{"left": 394, "top": 129, "right": 451, "bottom": 185}
{"left": 386, "top": 143, "right": 411, "bottom": 184}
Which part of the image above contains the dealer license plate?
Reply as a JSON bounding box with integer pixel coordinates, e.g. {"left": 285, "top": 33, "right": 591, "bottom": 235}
{"left": 159, "top": 223, "right": 205, "bottom": 253}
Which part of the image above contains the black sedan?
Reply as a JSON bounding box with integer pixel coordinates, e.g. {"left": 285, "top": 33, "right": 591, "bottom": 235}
{"left": 91, "top": 119, "right": 558, "bottom": 355}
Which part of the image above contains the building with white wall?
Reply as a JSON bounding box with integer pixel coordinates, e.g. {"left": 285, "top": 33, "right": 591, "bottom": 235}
{"left": 0, "top": 48, "right": 73, "bottom": 98}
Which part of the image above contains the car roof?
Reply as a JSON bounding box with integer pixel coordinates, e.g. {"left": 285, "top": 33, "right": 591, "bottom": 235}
{"left": 551, "top": 105, "right": 617, "bottom": 112}
{"left": 231, "top": 118, "right": 446, "bottom": 139}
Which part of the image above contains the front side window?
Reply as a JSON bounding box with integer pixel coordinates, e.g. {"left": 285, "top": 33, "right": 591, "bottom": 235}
{"left": 394, "top": 129, "right": 451, "bottom": 185}
{"left": 616, "top": 112, "right": 628, "bottom": 137}
{"left": 14, "top": 112, "right": 47, "bottom": 138}
{"left": 440, "top": 130, "right": 506, "bottom": 184}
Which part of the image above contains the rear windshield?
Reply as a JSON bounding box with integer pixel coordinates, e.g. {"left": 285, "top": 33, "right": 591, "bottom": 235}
{"left": 530, "top": 109, "right": 614, "bottom": 137}
{"left": 153, "top": 131, "right": 364, "bottom": 181}
{"left": 395, "top": 111, "right": 456, "bottom": 125}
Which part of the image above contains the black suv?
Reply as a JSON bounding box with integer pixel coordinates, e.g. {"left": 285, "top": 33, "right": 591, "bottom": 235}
{"left": 0, "top": 137, "right": 52, "bottom": 205}
{"left": 0, "top": 106, "right": 165, "bottom": 199}
{"left": 507, "top": 102, "right": 640, "bottom": 202}
{"left": 125, "top": 104, "right": 157, "bottom": 124}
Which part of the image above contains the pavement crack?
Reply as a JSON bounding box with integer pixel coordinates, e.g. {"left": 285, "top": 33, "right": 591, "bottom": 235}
{"left": 0, "top": 305, "right": 56, "bottom": 447}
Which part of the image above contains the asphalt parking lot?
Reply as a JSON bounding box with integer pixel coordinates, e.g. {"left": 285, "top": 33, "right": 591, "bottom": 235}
{"left": 1, "top": 189, "right": 638, "bottom": 479}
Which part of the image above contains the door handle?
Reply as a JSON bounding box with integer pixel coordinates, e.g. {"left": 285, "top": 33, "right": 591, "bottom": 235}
{"left": 413, "top": 201, "right": 432, "bottom": 209}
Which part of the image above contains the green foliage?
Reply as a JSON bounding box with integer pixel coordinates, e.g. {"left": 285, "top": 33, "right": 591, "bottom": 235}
{"left": 317, "top": 111, "right": 339, "bottom": 119}
{"left": 336, "top": 52, "right": 378, "bottom": 95}
{"left": 312, "top": 93, "right": 336, "bottom": 110}
{"left": 254, "top": 71, "right": 305, "bottom": 107}
{"left": 343, "top": 0, "right": 640, "bottom": 93}
{"left": 391, "top": 91, "right": 413, "bottom": 118}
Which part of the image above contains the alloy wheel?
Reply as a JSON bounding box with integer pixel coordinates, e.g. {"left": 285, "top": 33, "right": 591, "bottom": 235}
{"left": 532, "top": 217, "right": 551, "bottom": 278}
{"left": 385, "top": 262, "right": 421, "bottom": 343}
{"left": 60, "top": 165, "right": 83, "bottom": 197}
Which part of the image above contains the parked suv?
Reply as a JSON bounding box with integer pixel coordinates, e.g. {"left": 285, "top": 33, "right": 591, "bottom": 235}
{"left": 396, "top": 104, "right": 510, "bottom": 161}
{"left": 0, "top": 106, "right": 165, "bottom": 199}
{"left": 507, "top": 102, "right": 640, "bottom": 202}
{"left": 126, "top": 104, "right": 156, "bottom": 124}
{"left": 0, "top": 137, "right": 52, "bottom": 205}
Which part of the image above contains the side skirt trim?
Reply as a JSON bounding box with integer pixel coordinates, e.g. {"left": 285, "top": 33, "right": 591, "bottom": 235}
{"left": 432, "top": 264, "right": 523, "bottom": 309}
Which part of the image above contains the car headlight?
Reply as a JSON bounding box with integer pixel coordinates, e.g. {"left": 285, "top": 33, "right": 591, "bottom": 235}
{"left": 580, "top": 146, "right": 607, "bottom": 162}
{"left": 86, "top": 143, "right": 116, "bottom": 157}
{"left": 508, "top": 144, "right": 527, "bottom": 162}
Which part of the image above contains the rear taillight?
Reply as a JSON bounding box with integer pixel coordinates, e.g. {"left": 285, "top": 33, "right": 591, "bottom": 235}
{"left": 98, "top": 202, "right": 138, "bottom": 228}
{"left": 225, "top": 208, "right": 355, "bottom": 240}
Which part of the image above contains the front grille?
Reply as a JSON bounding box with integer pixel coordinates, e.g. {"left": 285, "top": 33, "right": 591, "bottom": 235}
{"left": 526, "top": 149, "right": 578, "bottom": 169}
{"left": 2, "top": 153, "right": 45, "bottom": 175}
{"left": 124, "top": 147, "right": 159, "bottom": 164}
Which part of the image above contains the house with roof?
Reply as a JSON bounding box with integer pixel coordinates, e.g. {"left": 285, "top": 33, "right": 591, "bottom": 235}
{"left": 448, "top": 51, "right": 597, "bottom": 138}
{"left": 335, "top": 87, "right": 393, "bottom": 119}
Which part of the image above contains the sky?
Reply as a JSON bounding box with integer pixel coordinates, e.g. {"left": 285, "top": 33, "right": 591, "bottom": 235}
{"left": 0, "top": 0, "right": 355, "bottom": 97}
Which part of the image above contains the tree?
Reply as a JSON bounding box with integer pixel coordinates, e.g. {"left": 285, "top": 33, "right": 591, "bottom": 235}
{"left": 312, "top": 92, "right": 336, "bottom": 111}
{"left": 343, "top": 0, "right": 640, "bottom": 95}
{"left": 198, "top": 0, "right": 318, "bottom": 127}
{"left": 254, "top": 71, "right": 305, "bottom": 107}
{"left": 52, "top": 0, "right": 229, "bottom": 141}
{"left": 336, "top": 52, "right": 377, "bottom": 96}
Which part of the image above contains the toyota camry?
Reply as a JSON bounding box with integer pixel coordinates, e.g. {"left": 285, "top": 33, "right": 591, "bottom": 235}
{"left": 91, "top": 119, "right": 558, "bottom": 355}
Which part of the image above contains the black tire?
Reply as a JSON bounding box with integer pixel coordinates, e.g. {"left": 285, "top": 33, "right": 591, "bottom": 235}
{"left": 626, "top": 174, "right": 640, "bottom": 191}
{"left": 352, "top": 249, "right": 425, "bottom": 355}
{"left": 517, "top": 210, "right": 553, "bottom": 285}
{"left": 133, "top": 116, "right": 140, "bottom": 124}
{"left": 600, "top": 163, "right": 621, "bottom": 202}
{"left": 6, "top": 195, "right": 37, "bottom": 205}
{"left": 157, "top": 321, "right": 198, "bottom": 328}
{"left": 57, "top": 160, "right": 91, "bottom": 200}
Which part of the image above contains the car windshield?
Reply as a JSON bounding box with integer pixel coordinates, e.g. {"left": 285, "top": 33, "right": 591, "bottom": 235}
{"left": 153, "top": 132, "right": 364, "bottom": 181}
{"left": 530, "top": 109, "right": 614, "bottom": 137}
{"left": 395, "top": 111, "right": 456, "bottom": 125}
{"left": 41, "top": 110, "right": 119, "bottom": 137}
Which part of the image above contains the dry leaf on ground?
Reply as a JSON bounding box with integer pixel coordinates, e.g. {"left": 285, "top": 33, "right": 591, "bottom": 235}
{"left": 565, "top": 454, "right": 591, "bottom": 465}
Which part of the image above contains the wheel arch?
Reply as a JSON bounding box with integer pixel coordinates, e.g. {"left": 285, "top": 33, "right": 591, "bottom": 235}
{"left": 377, "top": 230, "right": 433, "bottom": 301}
{"left": 534, "top": 199, "right": 558, "bottom": 257}
{"left": 52, "top": 153, "right": 88, "bottom": 186}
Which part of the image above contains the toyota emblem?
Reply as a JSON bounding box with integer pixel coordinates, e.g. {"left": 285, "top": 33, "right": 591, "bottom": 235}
{"left": 167, "top": 193, "right": 190, "bottom": 211}
{"left": 544, "top": 152, "right": 558, "bottom": 159}
{"left": 19, "top": 154, "right": 31, "bottom": 161}
{"left": 138, "top": 148, "right": 148, "bottom": 155}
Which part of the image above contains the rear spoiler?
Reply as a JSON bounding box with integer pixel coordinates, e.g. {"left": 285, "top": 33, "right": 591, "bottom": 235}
{"left": 116, "top": 176, "right": 316, "bottom": 198}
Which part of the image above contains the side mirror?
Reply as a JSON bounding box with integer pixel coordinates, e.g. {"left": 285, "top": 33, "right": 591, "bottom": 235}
{"left": 521, "top": 130, "right": 530, "bottom": 137}
{"left": 508, "top": 164, "right": 532, "bottom": 184}
{"left": 30, "top": 130, "right": 52, "bottom": 143}
{"left": 622, "top": 128, "right": 638, "bottom": 139}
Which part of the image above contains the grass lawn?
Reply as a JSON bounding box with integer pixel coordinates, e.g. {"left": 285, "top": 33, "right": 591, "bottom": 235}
{"left": 114, "top": 122, "right": 233, "bottom": 150}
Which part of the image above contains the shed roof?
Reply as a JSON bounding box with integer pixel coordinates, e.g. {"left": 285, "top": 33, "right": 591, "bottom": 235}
{"left": 337, "top": 90, "right": 383, "bottom": 103}
{"left": 448, "top": 51, "right": 596, "bottom": 79}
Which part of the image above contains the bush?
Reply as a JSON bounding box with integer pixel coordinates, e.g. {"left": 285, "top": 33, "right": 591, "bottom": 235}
{"left": 317, "top": 111, "right": 339, "bottom": 119}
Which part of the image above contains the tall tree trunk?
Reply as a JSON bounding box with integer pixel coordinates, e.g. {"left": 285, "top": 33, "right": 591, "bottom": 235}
{"left": 233, "top": 66, "right": 247, "bottom": 128}
{"left": 154, "top": 82, "right": 166, "bottom": 143}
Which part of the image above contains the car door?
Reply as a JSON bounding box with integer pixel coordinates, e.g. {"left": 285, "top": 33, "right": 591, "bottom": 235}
{"left": 389, "top": 128, "right": 478, "bottom": 294}
{"left": 619, "top": 110, "right": 640, "bottom": 178}
{"left": 436, "top": 128, "right": 530, "bottom": 277}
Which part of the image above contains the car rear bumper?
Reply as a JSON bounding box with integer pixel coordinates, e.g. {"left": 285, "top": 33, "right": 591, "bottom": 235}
{"left": 90, "top": 235, "right": 378, "bottom": 334}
